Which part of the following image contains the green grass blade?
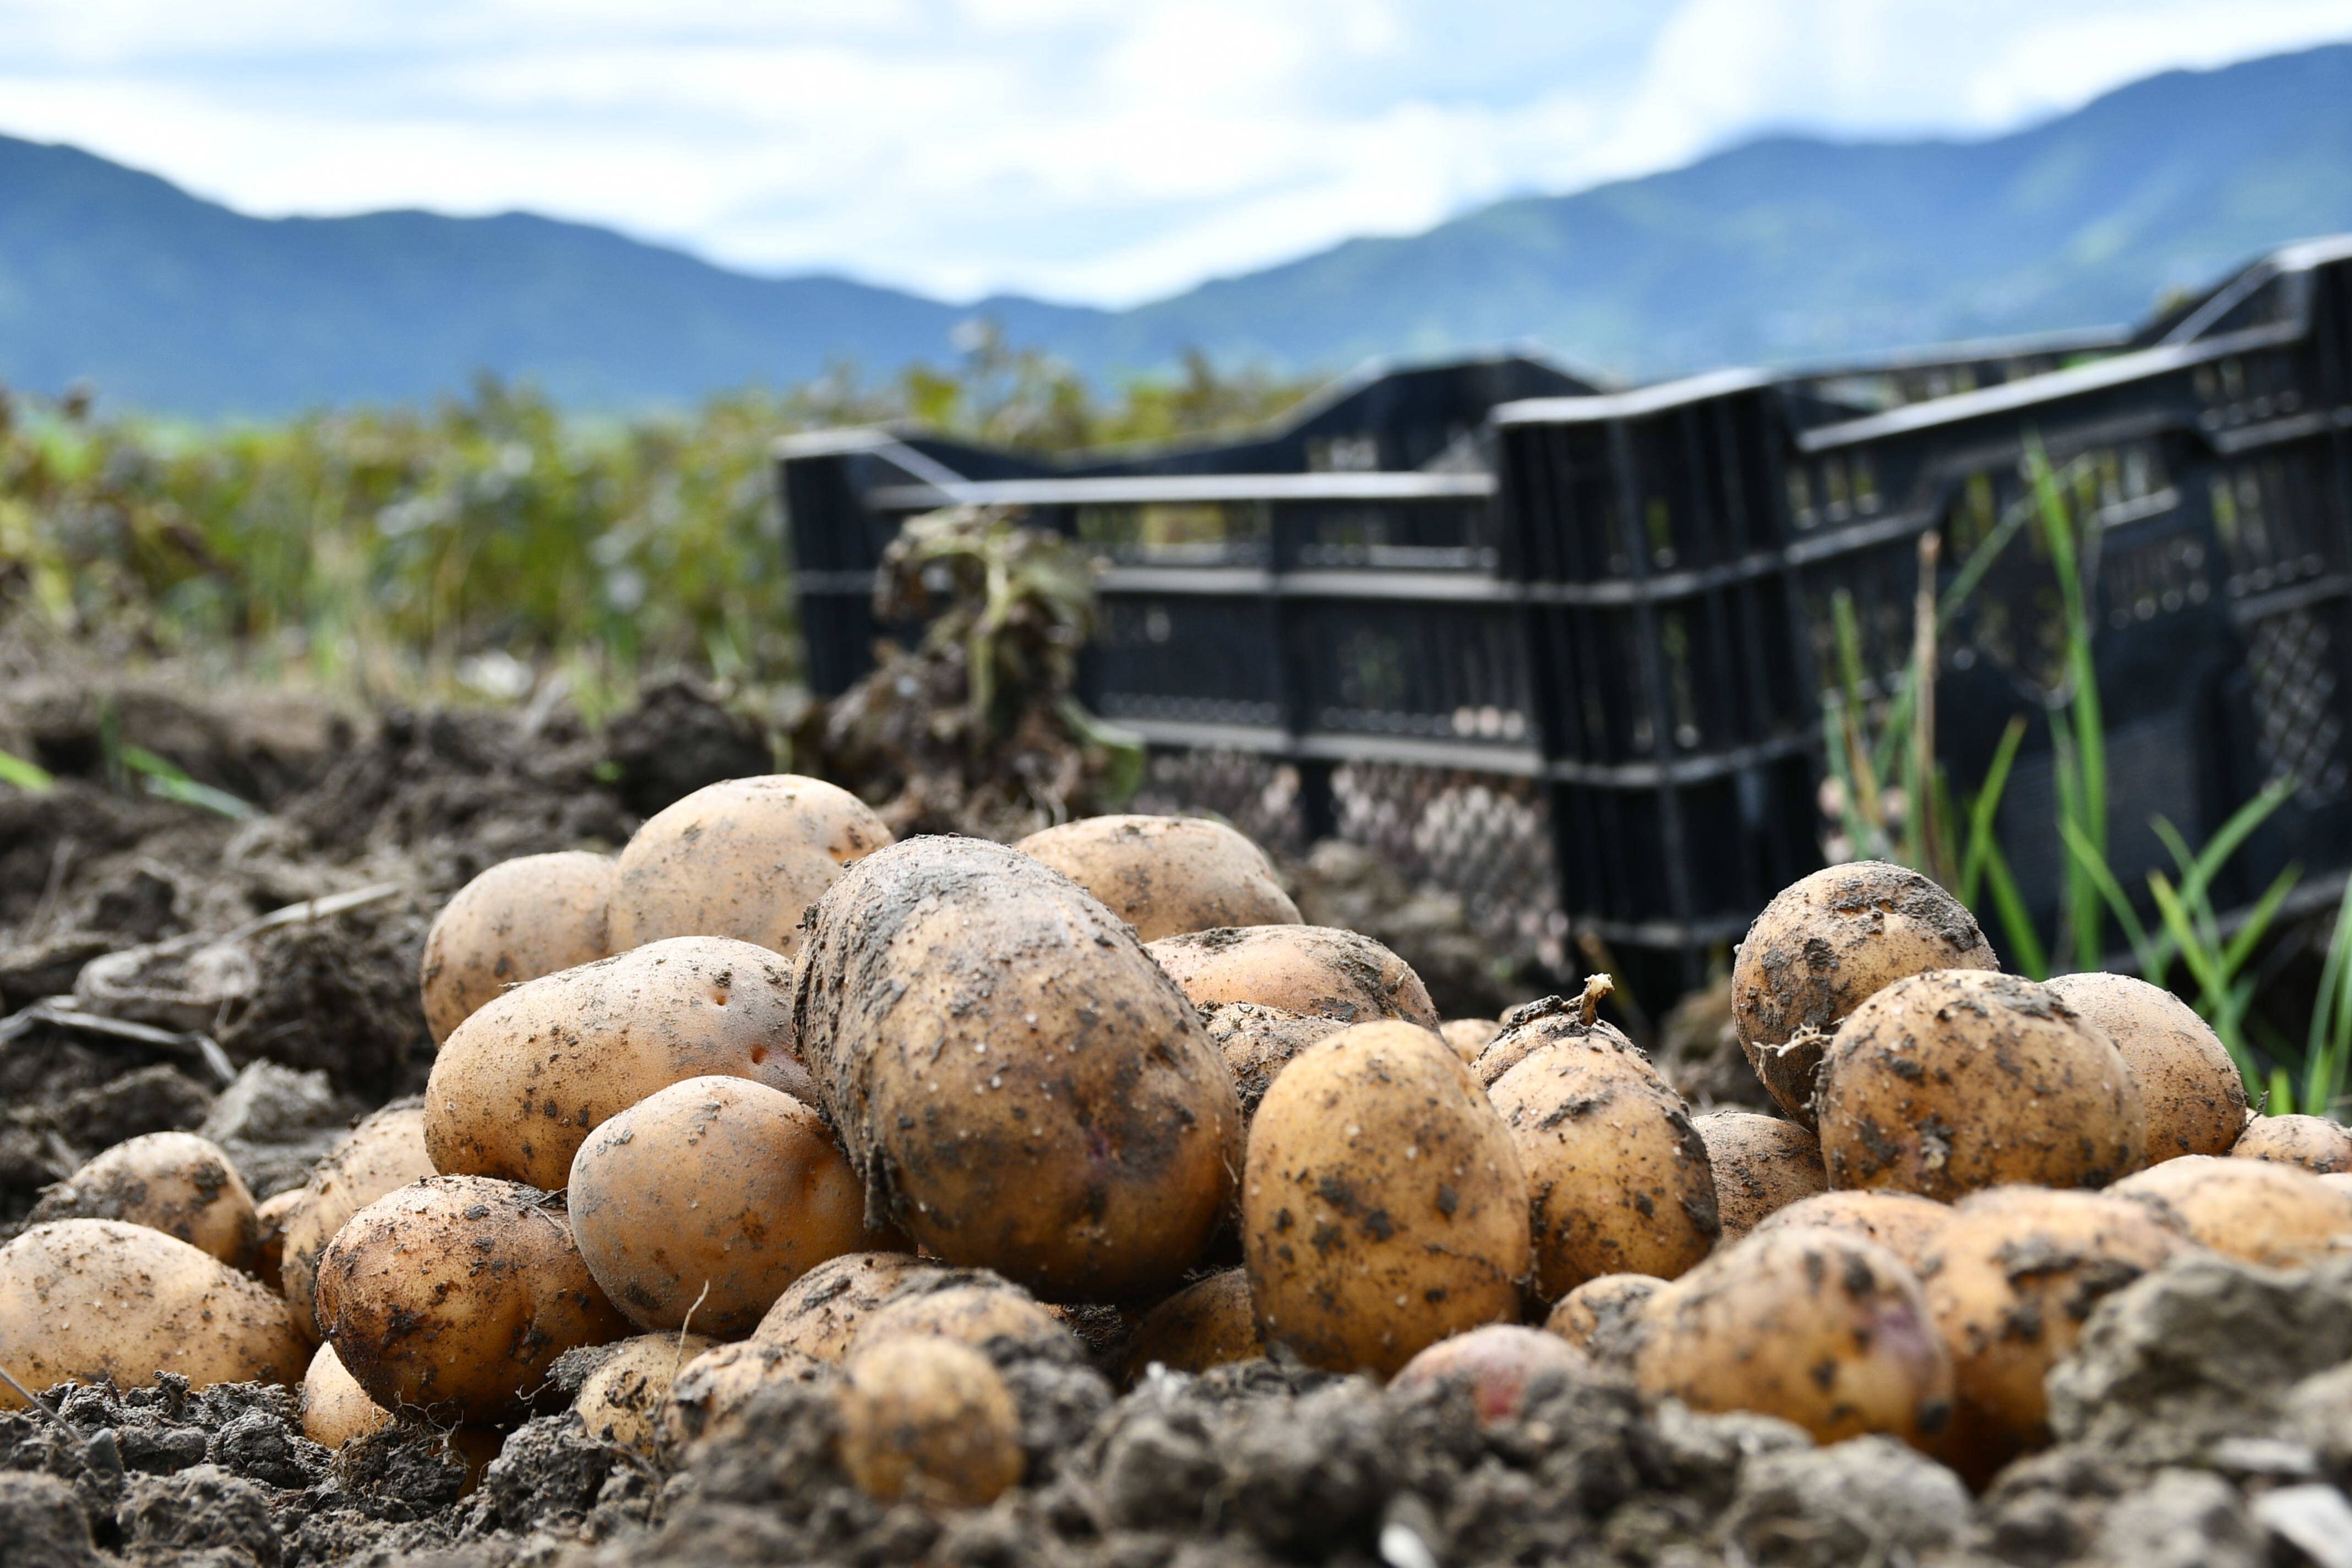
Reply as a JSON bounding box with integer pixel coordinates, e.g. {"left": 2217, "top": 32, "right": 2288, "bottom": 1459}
{"left": 2149, "top": 871, "right": 2258, "bottom": 1087}
{"left": 0, "top": 748, "right": 54, "bottom": 792}
{"left": 2221, "top": 864, "right": 2301, "bottom": 976}
{"left": 1960, "top": 715, "right": 2029, "bottom": 908}
{"left": 1978, "top": 836, "right": 2049, "bottom": 979}
{"left": 119, "top": 744, "right": 259, "bottom": 821}
{"left": 2059, "top": 816, "right": 2157, "bottom": 975}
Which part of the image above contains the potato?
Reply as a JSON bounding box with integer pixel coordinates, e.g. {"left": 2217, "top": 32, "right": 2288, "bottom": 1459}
{"left": 795, "top": 837, "right": 1242, "bottom": 1303}
{"left": 314, "top": 1175, "right": 631, "bottom": 1423}
{"left": 608, "top": 775, "right": 891, "bottom": 959}
{"left": 1439, "top": 1019, "right": 1501, "bottom": 1063}
{"left": 1919, "top": 1187, "right": 2188, "bottom": 1481}
{"left": 1470, "top": 976, "right": 1620, "bottom": 1087}
{"left": 1243, "top": 1020, "right": 1529, "bottom": 1376}
{"left": 301, "top": 1341, "right": 390, "bottom": 1449}
{"left": 658, "top": 1340, "right": 825, "bottom": 1453}
{"left": 1749, "top": 1189, "right": 1952, "bottom": 1272}
{"left": 421, "top": 851, "right": 614, "bottom": 1047}
{"left": 1695, "top": 1112, "right": 1827, "bottom": 1242}
{"left": 2112, "top": 1153, "right": 2352, "bottom": 1266}
{"left": 574, "top": 1332, "right": 719, "bottom": 1452}
{"left": 836, "top": 1336, "right": 1025, "bottom": 1509}
{"left": 427, "top": 936, "right": 815, "bottom": 1191}
{"left": 569, "top": 1076, "right": 872, "bottom": 1336}
{"left": 281, "top": 1103, "right": 436, "bottom": 1341}
{"left": 27, "top": 1132, "right": 258, "bottom": 1269}
{"left": 1816, "top": 970, "right": 2144, "bottom": 1200}
{"left": 1635, "top": 1228, "right": 1950, "bottom": 1447}
{"left": 1122, "top": 1268, "right": 1264, "bottom": 1380}
{"left": 1542, "top": 1273, "right": 1662, "bottom": 1365}
{"left": 0, "top": 1219, "right": 307, "bottom": 1407}
{"left": 1200, "top": 1003, "right": 1346, "bottom": 1123}
{"left": 1389, "top": 1324, "right": 1592, "bottom": 1423}
{"left": 254, "top": 1188, "right": 301, "bottom": 1295}
{"left": 852, "top": 1277, "right": 1079, "bottom": 1363}
{"left": 1147, "top": 925, "right": 1440, "bottom": 1029}
{"left": 2044, "top": 972, "right": 2246, "bottom": 1159}
{"left": 752, "top": 1251, "right": 945, "bottom": 1360}
{"left": 1484, "top": 997, "right": 1718, "bottom": 1298}
{"left": 1732, "top": 863, "right": 1998, "bottom": 1125}
{"left": 2233, "top": 1113, "right": 2352, "bottom": 1173}
{"left": 1014, "top": 814, "right": 1300, "bottom": 942}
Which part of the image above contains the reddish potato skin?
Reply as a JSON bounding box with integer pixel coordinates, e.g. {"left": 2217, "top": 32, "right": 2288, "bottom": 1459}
{"left": 1147, "top": 925, "right": 1440, "bottom": 1029}
{"left": 2233, "top": 1113, "right": 2352, "bottom": 1174}
{"left": 1732, "top": 863, "right": 1997, "bottom": 1126}
{"left": 2045, "top": 972, "right": 2246, "bottom": 1159}
{"left": 1389, "top": 1325, "right": 1593, "bottom": 1423}
{"left": 1014, "top": 814, "right": 1300, "bottom": 943}
{"left": 421, "top": 851, "right": 613, "bottom": 1047}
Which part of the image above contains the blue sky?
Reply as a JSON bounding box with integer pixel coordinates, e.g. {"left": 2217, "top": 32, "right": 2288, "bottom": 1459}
{"left": 4, "top": 0, "right": 2351, "bottom": 305}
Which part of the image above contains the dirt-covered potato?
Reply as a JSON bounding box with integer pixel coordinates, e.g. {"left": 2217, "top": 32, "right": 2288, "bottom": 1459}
{"left": 1816, "top": 970, "right": 2143, "bottom": 1200}
{"left": 1390, "top": 1324, "right": 1592, "bottom": 1423}
{"left": 1484, "top": 995, "right": 1717, "bottom": 1298}
{"left": 1439, "top": 1019, "right": 1501, "bottom": 1063}
{"left": 835, "top": 1336, "right": 1025, "bottom": 1509}
{"left": 1542, "top": 1273, "right": 1662, "bottom": 1365}
{"left": 281, "top": 1103, "right": 435, "bottom": 1341}
{"left": 2044, "top": 972, "right": 2247, "bottom": 1159}
{"left": 1919, "top": 1187, "right": 2188, "bottom": 1481}
{"left": 254, "top": 1188, "right": 301, "bottom": 1294}
{"left": 608, "top": 775, "right": 891, "bottom": 959}
{"left": 2233, "top": 1113, "right": 2352, "bottom": 1173}
{"left": 1635, "top": 1228, "right": 1950, "bottom": 1446}
{"left": 1199, "top": 1003, "right": 1347, "bottom": 1123}
{"left": 659, "top": 1340, "right": 825, "bottom": 1453}
{"left": 1732, "top": 863, "right": 1998, "bottom": 1125}
{"left": 795, "top": 837, "right": 1242, "bottom": 1303}
{"left": 569, "top": 1076, "right": 872, "bottom": 1336}
{"left": 301, "top": 1341, "right": 391, "bottom": 1449}
{"left": 852, "top": 1277, "right": 1079, "bottom": 1363}
{"left": 26, "top": 1131, "right": 258, "bottom": 1268}
{"left": 1696, "top": 1112, "right": 1827, "bottom": 1242}
{"left": 1244, "top": 1020, "right": 1528, "bottom": 1376}
{"left": 1122, "top": 1268, "right": 1264, "bottom": 1380}
{"left": 1147, "top": 925, "right": 1440, "bottom": 1028}
{"left": 0, "top": 1219, "right": 308, "bottom": 1407}
{"left": 1014, "top": 814, "right": 1301, "bottom": 942}
{"left": 2113, "top": 1154, "right": 2352, "bottom": 1266}
{"left": 427, "top": 936, "right": 815, "bottom": 1191}
{"left": 421, "top": 851, "right": 614, "bottom": 1047}
{"left": 314, "top": 1175, "right": 631, "bottom": 1423}
{"left": 1749, "top": 1189, "right": 1952, "bottom": 1272}
{"left": 574, "top": 1332, "right": 720, "bottom": 1452}
{"left": 752, "top": 1251, "right": 946, "bottom": 1360}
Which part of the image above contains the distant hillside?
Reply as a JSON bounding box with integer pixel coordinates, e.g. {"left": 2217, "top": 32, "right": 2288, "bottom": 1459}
{"left": 3, "top": 42, "right": 2351, "bottom": 415}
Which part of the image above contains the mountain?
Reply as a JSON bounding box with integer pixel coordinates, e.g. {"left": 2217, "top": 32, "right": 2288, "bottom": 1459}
{"left": 3, "top": 42, "right": 2351, "bottom": 415}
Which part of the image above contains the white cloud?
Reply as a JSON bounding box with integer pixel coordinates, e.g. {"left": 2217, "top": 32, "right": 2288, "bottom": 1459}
{"left": 0, "top": 0, "right": 2346, "bottom": 304}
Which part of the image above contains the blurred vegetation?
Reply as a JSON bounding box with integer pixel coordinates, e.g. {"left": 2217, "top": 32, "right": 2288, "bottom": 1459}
{"left": 0, "top": 329, "right": 1316, "bottom": 712}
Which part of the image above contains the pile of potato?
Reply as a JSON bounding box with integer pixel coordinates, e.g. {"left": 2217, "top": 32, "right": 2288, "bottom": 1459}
{"left": 8, "top": 781, "right": 2352, "bottom": 1506}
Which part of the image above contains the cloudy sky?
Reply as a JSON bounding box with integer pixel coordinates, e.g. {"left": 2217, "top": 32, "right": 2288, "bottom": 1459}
{"left": 4, "top": 0, "right": 2351, "bottom": 305}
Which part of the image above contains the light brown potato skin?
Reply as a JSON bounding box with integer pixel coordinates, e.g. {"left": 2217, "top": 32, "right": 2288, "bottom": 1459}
{"left": 1636, "top": 1228, "right": 1951, "bottom": 1447}
{"left": 752, "top": 1251, "right": 946, "bottom": 1360}
{"left": 1732, "top": 863, "right": 1998, "bottom": 1126}
{"left": 852, "top": 1279, "right": 1078, "bottom": 1363}
{"left": 1543, "top": 1273, "right": 1662, "bottom": 1365}
{"left": 421, "top": 851, "right": 614, "bottom": 1047}
{"left": 569, "top": 1076, "right": 872, "bottom": 1335}
{"left": 1014, "top": 814, "right": 1301, "bottom": 943}
{"left": 2113, "top": 1154, "right": 2352, "bottom": 1266}
{"left": 1244, "top": 1021, "right": 1529, "bottom": 1377}
{"left": 1919, "top": 1187, "right": 2188, "bottom": 1483}
{"left": 1750, "top": 1189, "right": 1952, "bottom": 1273}
{"left": 1390, "top": 1324, "right": 1592, "bottom": 1422}
{"left": 836, "top": 1336, "right": 1025, "bottom": 1509}
{"left": 1147, "top": 925, "right": 1441, "bottom": 1029}
{"left": 794, "top": 837, "right": 1243, "bottom": 1303}
{"left": 608, "top": 775, "right": 891, "bottom": 960}
{"left": 1200, "top": 1003, "right": 1347, "bottom": 1124}
{"left": 2044, "top": 972, "right": 2246, "bottom": 1159}
{"left": 2233, "top": 1113, "right": 2352, "bottom": 1173}
{"left": 1486, "top": 1011, "right": 1718, "bottom": 1299}
{"left": 254, "top": 1188, "right": 301, "bottom": 1295}
{"left": 427, "top": 936, "right": 815, "bottom": 1191}
{"left": 28, "top": 1132, "right": 258, "bottom": 1269}
{"left": 1123, "top": 1269, "right": 1264, "bottom": 1380}
{"left": 314, "top": 1175, "right": 631, "bottom": 1424}
{"left": 0, "top": 1219, "right": 308, "bottom": 1407}
{"left": 1471, "top": 999, "right": 1640, "bottom": 1090}
{"left": 1817, "top": 970, "right": 2144, "bottom": 1201}
{"left": 281, "top": 1104, "right": 436, "bottom": 1341}
{"left": 302, "top": 1341, "right": 391, "bottom": 1449}
{"left": 574, "top": 1332, "right": 720, "bottom": 1452}
{"left": 659, "top": 1340, "right": 825, "bottom": 1454}
{"left": 1439, "top": 1019, "right": 1501, "bottom": 1063}
{"left": 1696, "top": 1112, "right": 1828, "bottom": 1242}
